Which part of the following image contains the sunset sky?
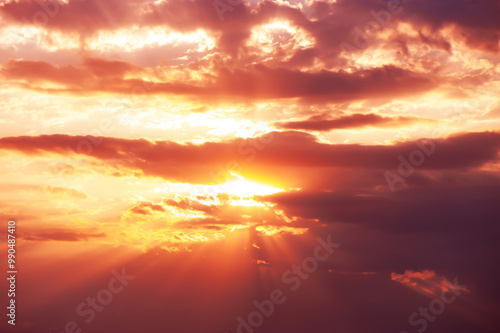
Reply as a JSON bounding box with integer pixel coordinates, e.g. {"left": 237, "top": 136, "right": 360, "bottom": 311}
{"left": 0, "top": 0, "right": 499, "bottom": 332}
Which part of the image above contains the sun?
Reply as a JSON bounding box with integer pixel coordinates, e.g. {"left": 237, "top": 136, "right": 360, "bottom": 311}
{"left": 216, "top": 172, "right": 283, "bottom": 198}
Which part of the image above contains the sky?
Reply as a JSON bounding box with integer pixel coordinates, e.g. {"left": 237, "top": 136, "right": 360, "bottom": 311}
{"left": 0, "top": 0, "right": 499, "bottom": 332}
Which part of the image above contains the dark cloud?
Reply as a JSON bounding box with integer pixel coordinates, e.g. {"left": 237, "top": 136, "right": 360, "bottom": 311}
{"left": 1, "top": 59, "right": 437, "bottom": 102}
{"left": 259, "top": 175, "right": 500, "bottom": 233}
{"left": 2, "top": 0, "right": 498, "bottom": 66}
{"left": 401, "top": 0, "right": 500, "bottom": 52}
{"left": 277, "top": 113, "right": 436, "bottom": 131}
{"left": 212, "top": 64, "right": 436, "bottom": 102}
{"left": 0, "top": 131, "right": 498, "bottom": 185}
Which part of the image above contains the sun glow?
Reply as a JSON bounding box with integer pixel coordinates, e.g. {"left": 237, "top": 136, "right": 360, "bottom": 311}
{"left": 86, "top": 27, "right": 215, "bottom": 53}
{"left": 150, "top": 176, "right": 283, "bottom": 201}
{"left": 217, "top": 172, "right": 283, "bottom": 198}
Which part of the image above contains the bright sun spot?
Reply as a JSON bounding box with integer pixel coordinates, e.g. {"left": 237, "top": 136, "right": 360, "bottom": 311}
{"left": 217, "top": 172, "right": 283, "bottom": 198}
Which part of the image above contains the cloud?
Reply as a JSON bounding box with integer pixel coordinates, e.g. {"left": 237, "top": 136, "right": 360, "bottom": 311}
{"left": 1, "top": 58, "right": 437, "bottom": 102}
{"left": 0, "top": 131, "right": 498, "bottom": 186}
{"left": 258, "top": 173, "right": 500, "bottom": 232}
{"left": 479, "top": 100, "right": 500, "bottom": 120}
{"left": 1, "top": 58, "right": 143, "bottom": 91}
{"left": 0, "top": 0, "right": 141, "bottom": 35}
{"left": 163, "top": 197, "right": 219, "bottom": 215}
{"left": 18, "top": 228, "right": 106, "bottom": 241}
{"left": 0, "top": 0, "right": 252, "bottom": 54}
{"left": 212, "top": 64, "right": 436, "bottom": 102}
{"left": 2, "top": 0, "right": 499, "bottom": 69}
{"left": 0, "top": 183, "right": 88, "bottom": 199}
{"left": 129, "top": 201, "right": 167, "bottom": 215}
{"left": 400, "top": 0, "right": 500, "bottom": 52}
{"left": 392, "top": 270, "right": 469, "bottom": 295}
{"left": 277, "top": 113, "right": 437, "bottom": 131}
{"left": 43, "top": 185, "right": 88, "bottom": 199}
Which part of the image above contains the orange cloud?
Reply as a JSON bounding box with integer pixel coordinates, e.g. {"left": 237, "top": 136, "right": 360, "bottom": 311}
{"left": 392, "top": 270, "right": 470, "bottom": 295}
